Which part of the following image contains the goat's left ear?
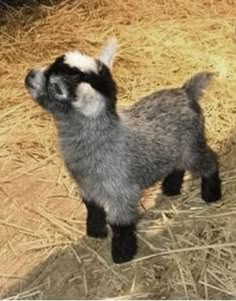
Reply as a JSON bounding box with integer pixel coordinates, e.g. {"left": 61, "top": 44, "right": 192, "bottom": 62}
{"left": 97, "top": 37, "right": 117, "bottom": 69}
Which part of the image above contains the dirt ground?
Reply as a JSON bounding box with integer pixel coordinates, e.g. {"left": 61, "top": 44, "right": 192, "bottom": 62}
{"left": 0, "top": 0, "right": 236, "bottom": 299}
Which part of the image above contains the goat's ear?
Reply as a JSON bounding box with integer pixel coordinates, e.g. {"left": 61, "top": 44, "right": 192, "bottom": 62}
{"left": 97, "top": 37, "right": 117, "bottom": 69}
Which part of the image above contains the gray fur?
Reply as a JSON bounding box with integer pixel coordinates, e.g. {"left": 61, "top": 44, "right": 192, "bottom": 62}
{"left": 25, "top": 41, "right": 219, "bottom": 226}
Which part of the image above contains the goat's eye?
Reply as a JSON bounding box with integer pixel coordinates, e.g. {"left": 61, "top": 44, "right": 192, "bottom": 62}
{"left": 52, "top": 82, "right": 64, "bottom": 96}
{"left": 49, "top": 80, "right": 68, "bottom": 100}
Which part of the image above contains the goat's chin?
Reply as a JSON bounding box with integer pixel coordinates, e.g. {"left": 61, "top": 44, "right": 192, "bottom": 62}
{"left": 26, "top": 87, "right": 44, "bottom": 103}
{"left": 25, "top": 87, "right": 36, "bottom": 99}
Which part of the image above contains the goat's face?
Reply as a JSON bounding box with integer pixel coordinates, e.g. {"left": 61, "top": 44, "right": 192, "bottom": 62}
{"left": 25, "top": 38, "right": 117, "bottom": 118}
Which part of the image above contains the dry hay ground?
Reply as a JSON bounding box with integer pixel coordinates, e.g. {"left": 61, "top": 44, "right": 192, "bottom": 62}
{"left": 0, "top": 0, "right": 236, "bottom": 299}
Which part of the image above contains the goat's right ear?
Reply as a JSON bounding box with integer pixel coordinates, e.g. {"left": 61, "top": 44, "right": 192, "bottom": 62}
{"left": 97, "top": 37, "right": 117, "bottom": 69}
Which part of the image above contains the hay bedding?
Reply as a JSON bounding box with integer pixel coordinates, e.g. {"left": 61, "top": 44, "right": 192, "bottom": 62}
{"left": 0, "top": 0, "right": 236, "bottom": 299}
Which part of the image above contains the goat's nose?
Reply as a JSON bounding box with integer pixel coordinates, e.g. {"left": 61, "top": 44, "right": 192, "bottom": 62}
{"left": 25, "top": 69, "right": 37, "bottom": 89}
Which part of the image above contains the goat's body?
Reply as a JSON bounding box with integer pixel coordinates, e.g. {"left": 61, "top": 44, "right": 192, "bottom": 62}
{"left": 123, "top": 87, "right": 202, "bottom": 183}
{"left": 57, "top": 83, "right": 216, "bottom": 225}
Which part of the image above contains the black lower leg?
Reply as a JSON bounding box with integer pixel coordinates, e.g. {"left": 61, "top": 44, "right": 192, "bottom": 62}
{"left": 83, "top": 200, "right": 107, "bottom": 238}
{"left": 162, "top": 169, "right": 185, "bottom": 196}
{"left": 201, "top": 170, "right": 222, "bottom": 202}
{"left": 110, "top": 223, "right": 137, "bottom": 264}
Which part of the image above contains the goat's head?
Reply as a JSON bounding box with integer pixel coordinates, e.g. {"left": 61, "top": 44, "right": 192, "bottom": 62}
{"left": 25, "top": 38, "right": 118, "bottom": 118}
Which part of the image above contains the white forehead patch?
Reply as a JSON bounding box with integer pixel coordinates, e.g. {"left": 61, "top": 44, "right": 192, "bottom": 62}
{"left": 64, "top": 51, "right": 98, "bottom": 73}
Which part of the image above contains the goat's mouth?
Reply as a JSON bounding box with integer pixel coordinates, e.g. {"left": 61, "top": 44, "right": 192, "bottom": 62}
{"left": 25, "top": 69, "right": 45, "bottom": 99}
{"left": 25, "top": 70, "right": 36, "bottom": 88}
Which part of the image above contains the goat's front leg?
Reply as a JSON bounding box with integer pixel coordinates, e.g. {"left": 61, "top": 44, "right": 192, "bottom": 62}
{"left": 107, "top": 206, "right": 137, "bottom": 264}
{"left": 110, "top": 223, "right": 137, "bottom": 263}
{"left": 83, "top": 199, "right": 108, "bottom": 238}
{"left": 162, "top": 169, "right": 185, "bottom": 196}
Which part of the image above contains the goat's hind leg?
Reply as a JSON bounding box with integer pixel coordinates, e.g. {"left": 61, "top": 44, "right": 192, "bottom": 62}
{"left": 191, "top": 146, "right": 222, "bottom": 203}
{"left": 83, "top": 199, "right": 108, "bottom": 238}
{"left": 201, "top": 170, "right": 221, "bottom": 203}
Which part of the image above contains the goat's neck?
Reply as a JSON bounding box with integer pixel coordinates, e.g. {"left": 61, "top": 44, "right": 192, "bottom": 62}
{"left": 56, "top": 111, "right": 121, "bottom": 147}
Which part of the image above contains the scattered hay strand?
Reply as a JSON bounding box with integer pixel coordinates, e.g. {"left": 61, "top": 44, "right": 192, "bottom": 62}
{"left": 132, "top": 241, "right": 236, "bottom": 263}
{"left": 198, "top": 281, "right": 234, "bottom": 296}
{"left": 0, "top": 274, "right": 27, "bottom": 280}
{"left": 0, "top": 220, "right": 42, "bottom": 238}
{"left": 6, "top": 283, "right": 48, "bottom": 300}
{"left": 24, "top": 241, "right": 77, "bottom": 251}
{"left": 25, "top": 206, "right": 84, "bottom": 238}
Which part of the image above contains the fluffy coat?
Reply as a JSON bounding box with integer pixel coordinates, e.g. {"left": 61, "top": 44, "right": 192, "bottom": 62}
{"left": 25, "top": 39, "right": 221, "bottom": 263}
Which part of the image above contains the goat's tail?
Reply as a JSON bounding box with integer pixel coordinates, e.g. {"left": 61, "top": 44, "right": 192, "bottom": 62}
{"left": 183, "top": 71, "right": 214, "bottom": 102}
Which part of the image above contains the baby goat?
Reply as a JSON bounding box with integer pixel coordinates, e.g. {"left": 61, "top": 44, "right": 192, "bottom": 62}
{"left": 25, "top": 39, "right": 221, "bottom": 263}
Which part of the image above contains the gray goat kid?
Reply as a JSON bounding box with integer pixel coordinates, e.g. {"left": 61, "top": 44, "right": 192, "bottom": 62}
{"left": 25, "top": 38, "right": 221, "bottom": 263}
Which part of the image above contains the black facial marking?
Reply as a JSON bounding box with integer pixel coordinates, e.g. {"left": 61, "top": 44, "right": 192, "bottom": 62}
{"left": 45, "top": 56, "right": 83, "bottom": 79}
{"left": 42, "top": 55, "right": 118, "bottom": 117}
{"left": 84, "top": 61, "right": 118, "bottom": 115}
{"left": 45, "top": 55, "right": 85, "bottom": 99}
{"left": 49, "top": 56, "right": 116, "bottom": 104}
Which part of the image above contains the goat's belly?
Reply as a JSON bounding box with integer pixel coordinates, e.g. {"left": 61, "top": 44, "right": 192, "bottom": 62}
{"left": 78, "top": 175, "right": 141, "bottom": 208}
{"left": 132, "top": 160, "right": 177, "bottom": 189}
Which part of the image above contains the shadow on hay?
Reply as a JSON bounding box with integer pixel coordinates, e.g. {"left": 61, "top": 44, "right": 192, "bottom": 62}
{"left": 218, "top": 129, "right": 236, "bottom": 169}
{"left": 0, "top": 0, "right": 63, "bottom": 27}
{"left": 1, "top": 225, "right": 169, "bottom": 300}
{"left": 0, "top": 0, "right": 62, "bottom": 8}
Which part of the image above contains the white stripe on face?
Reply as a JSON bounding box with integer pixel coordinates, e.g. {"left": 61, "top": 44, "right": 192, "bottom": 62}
{"left": 73, "top": 83, "right": 105, "bottom": 117}
{"left": 64, "top": 51, "right": 98, "bottom": 73}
